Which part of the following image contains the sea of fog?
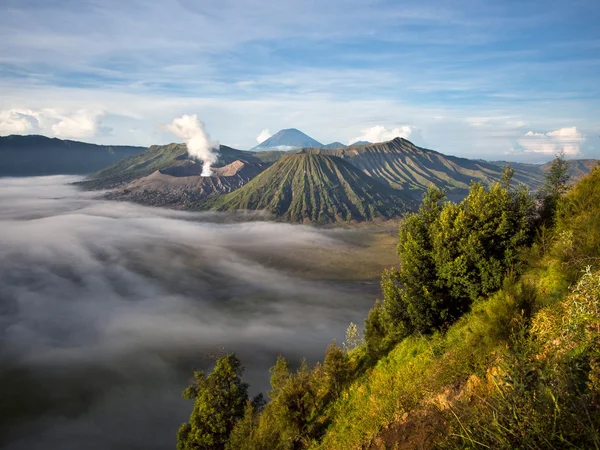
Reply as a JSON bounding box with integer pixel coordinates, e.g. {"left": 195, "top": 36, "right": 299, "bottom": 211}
{"left": 0, "top": 176, "right": 378, "bottom": 450}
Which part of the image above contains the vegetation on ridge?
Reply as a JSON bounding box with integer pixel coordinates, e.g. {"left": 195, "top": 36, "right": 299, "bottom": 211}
{"left": 177, "top": 156, "right": 600, "bottom": 449}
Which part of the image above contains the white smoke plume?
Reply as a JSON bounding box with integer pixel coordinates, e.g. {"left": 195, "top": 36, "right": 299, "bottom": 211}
{"left": 165, "top": 114, "right": 219, "bottom": 176}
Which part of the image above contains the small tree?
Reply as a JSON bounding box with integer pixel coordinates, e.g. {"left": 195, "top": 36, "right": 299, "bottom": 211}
{"left": 225, "top": 400, "right": 259, "bottom": 450}
{"left": 544, "top": 151, "right": 571, "bottom": 198}
{"left": 343, "top": 322, "right": 362, "bottom": 351}
{"left": 324, "top": 341, "right": 351, "bottom": 398}
{"left": 538, "top": 152, "right": 571, "bottom": 225}
{"left": 364, "top": 300, "right": 389, "bottom": 359}
{"left": 501, "top": 163, "right": 515, "bottom": 189}
{"left": 177, "top": 354, "right": 249, "bottom": 450}
{"left": 268, "top": 355, "right": 290, "bottom": 399}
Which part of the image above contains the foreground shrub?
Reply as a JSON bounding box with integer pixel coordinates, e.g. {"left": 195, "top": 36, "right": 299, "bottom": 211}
{"left": 442, "top": 268, "right": 600, "bottom": 449}
{"left": 366, "top": 181, "right": 535, "bottom": 354}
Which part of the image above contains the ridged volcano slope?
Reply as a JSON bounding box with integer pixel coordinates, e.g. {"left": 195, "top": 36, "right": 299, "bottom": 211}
{"left": 301, "top": 138, "right": 547, "bottom": 194}
{"left": 204, "top": 153, "right": 412, "bottom": 224}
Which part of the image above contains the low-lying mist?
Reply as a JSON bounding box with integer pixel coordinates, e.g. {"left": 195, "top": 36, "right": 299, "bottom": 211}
{"left": 0, "top": 176, "right": 379, "bottom": 450}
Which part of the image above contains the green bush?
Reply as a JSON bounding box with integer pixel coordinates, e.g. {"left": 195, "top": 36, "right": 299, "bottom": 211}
{"left": 367, "top": 181, "right": 535, "bottom": 348}
{"left": 442, "top": 268, "right": 600, "bottom": 449}
{"left": 177, "top": 354, "right": 249, "bottom": 450}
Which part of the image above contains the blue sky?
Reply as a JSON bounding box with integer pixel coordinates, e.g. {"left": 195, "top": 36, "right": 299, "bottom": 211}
{"left": 0, "top": 0, "right": 599, "bottom": 161}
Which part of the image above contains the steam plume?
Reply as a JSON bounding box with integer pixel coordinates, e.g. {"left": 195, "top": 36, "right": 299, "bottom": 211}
{"left": 166, "top": 114, "right": 219, "bottom": 176}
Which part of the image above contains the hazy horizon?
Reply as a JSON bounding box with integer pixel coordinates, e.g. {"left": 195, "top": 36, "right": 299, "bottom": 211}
{"left": 1, "top": 131, "right": 594, "bottom": 165}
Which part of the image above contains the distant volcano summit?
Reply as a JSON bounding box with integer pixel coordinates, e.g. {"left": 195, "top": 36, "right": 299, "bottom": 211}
{"left": 251, "top": 128, "right": 322, "bottom": 151}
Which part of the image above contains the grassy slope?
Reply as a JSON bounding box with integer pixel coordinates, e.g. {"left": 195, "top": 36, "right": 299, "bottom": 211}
{"left": 204, "top": 153, "right": 413, "bottom": 224}
{"left": 302, "top": 138, "right": 547, "bottom": 194}
{"left": 78, "top": 144, "right": 262, "bottom": 190}
{"left": 313, "top": 167, "right": 600, "bottom": 449}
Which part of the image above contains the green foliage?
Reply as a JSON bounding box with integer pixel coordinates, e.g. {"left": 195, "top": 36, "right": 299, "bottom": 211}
{"left": 225, "top": 401, "right": 261, "bottom": 450}
{"left": 371, "top": 182, "right": 535, "bottom": 341}
{"left": 177, "top": 354, "right": 249, "bottom": 450}
{"left": 554, "top": 165, "right": 600, "bottom": 278}
{"left": 343, "top": 322, "right": 362, "bottom": 351}
{"left": 544, "top": 151, "right": 571, "bottom": 198}
{"left": 364, "top": 300, "right": 391, "bottom": 360}
{"left": 227, "top": 348, "right": 356, "bottom": 450}
{"left": 323, "top": 342, "right": 351, "bottom": 398}
{"left": 537, "top": 152, "right": 571, "bottom": 226}
{"left": 233, "top": 359, "right": 328, "bottom": 449}
{"left": 442, "top": 268, "right": 600, "bottom": 449}
{"left": 500, "top": 163, "right": 515, "bottom": 189}
{"left": 178, "top": 162, "right": 600, "bottom": 450}
{"left": 318, "top": 278, "right": 539, "bottom": 450}
{"left": 269, "top": 355, "right": 290, "bottom": 399}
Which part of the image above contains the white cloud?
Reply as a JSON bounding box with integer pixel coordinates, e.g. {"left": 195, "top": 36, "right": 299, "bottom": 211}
{"left": 256, "top": 128, "right": 272, "bottom": 144}
{"left": 0, "top": 108, "right": 104, "bottom": 139}
{"left": 349, "top": 125, "right": 420, "bottom": 145}
{"left": 466, "top": 116, "right": 527, "bottom": 129}
{"left": 516, "top": 126, "right": 586, "bottom": 157}
{"left": 0, "top": 109, "right": 42, "bottom": 135}
{"left": 51, "top": 110, "right": 104, "bottom": 138}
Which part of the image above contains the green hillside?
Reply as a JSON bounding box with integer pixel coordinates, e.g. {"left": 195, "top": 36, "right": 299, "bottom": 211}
{"left": 177, "top": 161, "right": 600, "bottom": 449}
{"left": 203, "top": 153, "right": 412, "bottom": 224}
{"left": 302, "top": 138, "right": 547, "bottom": 195}
{"left": 79, "top": 143, "right": 261, "bottom": 190}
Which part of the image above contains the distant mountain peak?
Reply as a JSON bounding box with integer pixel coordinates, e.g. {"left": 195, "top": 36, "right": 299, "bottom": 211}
{"left": 349, "top": 140, "right": 372, "bottom": 147}
{"left": 251, "top": 128, "right": 322, "bottom": 151}
{"left": 322, "top": 141, "right": 345, "bottom": 149}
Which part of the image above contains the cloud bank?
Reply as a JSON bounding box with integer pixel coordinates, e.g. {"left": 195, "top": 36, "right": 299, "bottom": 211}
{"left": 0, "top": 109, "right": 107, "bottom": 139}
{"left": 516, "top": 126, "right": 586, "bottom": 157}
{"left": 0, "top": 176, "right": 375, "bottom": 450}
{"left": 349, "top": 125, "right": 422, "bottom": 145}
{"left": 165, "top": 114, "right": 220, "bottom": 176}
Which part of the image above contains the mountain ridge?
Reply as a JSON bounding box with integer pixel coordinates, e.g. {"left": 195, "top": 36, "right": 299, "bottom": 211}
{"left": 77, "top": 136, "right": 597, "bottom": 223}
{"left": 301, "top": 137, "right": 549, "bottom": 197}
{"left": 0, "top": 134, "right": 146, "bottom": 176}
{"left": 78, "top": 143, "right": 266, "bottom": 190}
{"left": 203, "top": 153, "right": 412, "bottom": 224}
